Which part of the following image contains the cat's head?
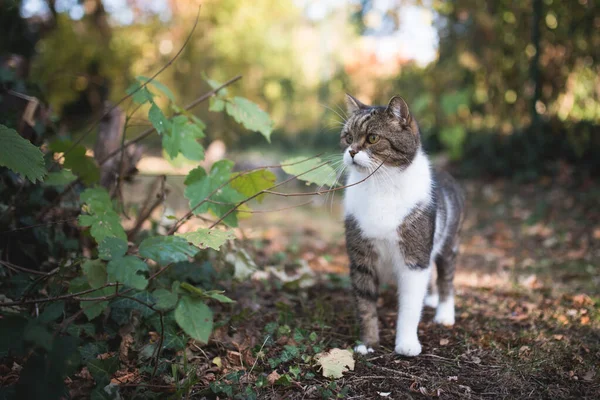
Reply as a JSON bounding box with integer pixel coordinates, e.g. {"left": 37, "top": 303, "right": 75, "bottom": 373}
{"left": 340, "top": 94, "right": 420, "bottom": 171}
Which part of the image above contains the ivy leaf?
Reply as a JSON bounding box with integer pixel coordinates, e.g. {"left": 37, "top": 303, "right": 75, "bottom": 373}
{"left": 153, "top": 289, "right": 178, "bottom": 311}
{"left": 162, "top": 115, "right": 205, "bottom": 161}
{"left": 106, "top": 256, "right": 148, "bottom": 290}
{"left": 82, "top": 259, "right": 107, "bottom": 289}
{"left": 184, "top": 160, "right": 245, "bottom": 227}
{"left": 49, "top": 139, "right": 99, "bottom": 185}
{"left": 0, "top": 124, "right": 46, "bottom": 182}
{"left": 87, "top": 356, "right": 119, "bottom": 387}
{"left": 138, "top": 236, "right": 198, "bottom": 265}
{"left": 225, "top": 97, "right": 273, "bottom": 142}
{"left": 98, "top": 237, "right": 128, "bottom": 261}
{"left": 176, "top": 228, "right": 235, "bottom": 250}
{"left": 137, "top": 75, "right": 175, "bottom": 101}
{"left": 282, "top": 156, "right": 336, "bottom": 187}
{"left": 44, "top": 169, "right": 77, "bottom": 186}
{"left": 230, "top": 169, "right": 276, "bottom": 203}
{"left": 148, "top": 103, "right": 170, "bottom": 135}
{"left": 174, "top": 295, "right": 213, "bottom": 344}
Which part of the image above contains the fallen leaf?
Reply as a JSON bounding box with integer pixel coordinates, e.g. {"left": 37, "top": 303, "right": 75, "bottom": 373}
{"left": 267, "top": 370, "right": 280, "bottom": 385}
{"left": 212, "top": 357, "right": 222, "bottom": 368}
{"left": 440, "top": 338, "right": 449, "bottom": 346}
{"left": 471, "top": 356, "right": 481, "bottom": 364}
{"left": 553, "top": 334, "right": 564, "bottom": 341}
{"left": 583, "top": 370, "right": 596, "bottom": 382}
{"left": 315, "top": 348, "right": 355, "bottom": 379}
{"left": 377, "top": 392, "right": 391, "bottom": 397}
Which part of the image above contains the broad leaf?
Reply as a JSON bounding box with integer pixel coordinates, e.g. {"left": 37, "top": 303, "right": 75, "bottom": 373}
{"left": 109, "top": 291, "right": 155, "bottom": 325}
{"left": 78, "top": 212, "right": 126, "bottom": 244}
{"left": 230, "top": 169, "right": 276, "bottom": 203}
{"left": 148, "top": 103, "right": 170, "bottom": 135}
{"left": 153, "top": 289, "right": 178, "bottom": 311}
{"left": 138, "top": 75, "right": 175, "bottom": 101}
{"left": 80, "top": 287, "right": 112, "bottom": 321}
{"left": 205, "top": 291, "right": 235, "bottom": 303}
{"left": 209, "top": 97, "right": 226, "bottom": 112}
{"left": 98, "top": 237, "right": 128, "bottom": 261}
{"left": 87, "top": 356, "right": 119, "bottom": 387}
{"left": 225, "top": 97, "right": 273, "bottom": 142}
{"left": 44, "top": 169, "right": 77, "bottom": 186}
{"left": 162, "top": 115, "right": 205, "bottom": 161}
{"left": 176, "top": 228, "right": 235, "bottom": 250}
{"left": 0, "top": 124, "right": 46, "bottom": 182}
{"left": 106, "top": 256, "right": 148, "bottom": 290}
{"left": 174, "top": 295, "right": 213, "bottom": 343}
{"left": 282, "top": 156, "right": 336, "bottom": 187}
{"left": 49, "top": 139, "right": 99, "bottom": 185}
{"left": 315, "top": 348, "right": 355, "bottom": 379}
{"left": 139, "top": 235, "right": 198, "bottom": 265}
{"left": 126, "top": 80, "right": 154, "bottom": 104}
{"left": 82, "top": 259, "right": 107, "bottom": 289}
{"left": 184, "top": 160, "right": 246, "bottom": 227}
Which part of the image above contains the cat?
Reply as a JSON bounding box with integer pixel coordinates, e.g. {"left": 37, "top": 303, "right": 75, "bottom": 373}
{"left": 341, "top": 94, "right": 465, "bottom": 357}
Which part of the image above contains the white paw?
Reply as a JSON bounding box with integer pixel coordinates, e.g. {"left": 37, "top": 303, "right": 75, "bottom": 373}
{"left": 394, "top": 337, "right": 422, "bottom": 357}
{"left": 434, "top": 306, "right": 455, "bottom": 326}
{"left": 354, "top": 344, "right": 374, "bottom": 355}
{"left": 424, "top": 294, "right": 439, "bottom": 308}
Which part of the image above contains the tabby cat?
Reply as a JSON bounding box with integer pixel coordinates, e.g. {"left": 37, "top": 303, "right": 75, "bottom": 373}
{"left": 342, "top": 94, "right": 465, "bottom": 357}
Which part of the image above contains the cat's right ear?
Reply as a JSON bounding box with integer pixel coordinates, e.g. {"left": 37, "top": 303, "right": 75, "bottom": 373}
{"left": 346, "top": 93, "right": 367, "bottom": 114}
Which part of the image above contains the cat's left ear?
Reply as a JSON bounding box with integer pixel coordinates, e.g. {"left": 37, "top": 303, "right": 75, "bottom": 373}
{"left": 386, "top": 96, "right": 410, "bottom": 124}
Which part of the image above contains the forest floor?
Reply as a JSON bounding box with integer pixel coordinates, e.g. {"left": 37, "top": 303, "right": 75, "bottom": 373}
{"left": 138, "top": 174, "right": 599, "bottom": 399}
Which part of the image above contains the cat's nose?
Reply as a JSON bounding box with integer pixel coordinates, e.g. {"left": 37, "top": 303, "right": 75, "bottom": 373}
{"left": 349, "top": 149, "right": 358, "bottom": 158}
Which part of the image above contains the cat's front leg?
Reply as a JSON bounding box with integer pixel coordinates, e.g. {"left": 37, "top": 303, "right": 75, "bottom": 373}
{"left": 394, "top": 265, "right": 431, "bottom": 356}
{"left": 351, "top": 264, "right": 380, "bottom": 355}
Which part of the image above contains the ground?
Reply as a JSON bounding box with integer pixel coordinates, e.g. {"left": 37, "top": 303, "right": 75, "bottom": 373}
{"left": 135, "top": 175, "right": 598, "bottom": 399}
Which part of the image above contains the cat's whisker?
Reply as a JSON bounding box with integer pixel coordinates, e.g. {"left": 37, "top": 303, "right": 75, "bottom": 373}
{"left": 320, "top": 103, "right": 348, "bottom": 125}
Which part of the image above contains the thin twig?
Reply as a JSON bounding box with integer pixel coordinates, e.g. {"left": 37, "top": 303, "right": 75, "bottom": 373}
{"left": 52, "top": 6, "right": 202, "bottom": 168}
{"left": 0, "top": 260, "right": 58, "bottom": 276}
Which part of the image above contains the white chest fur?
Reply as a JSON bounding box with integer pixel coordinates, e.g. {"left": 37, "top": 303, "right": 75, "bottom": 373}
{"left": 343, "top": 150, "right": 433, "bottom": 241}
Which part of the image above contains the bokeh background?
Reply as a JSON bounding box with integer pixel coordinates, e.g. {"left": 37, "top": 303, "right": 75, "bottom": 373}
{"left": 4, "top": 0, "right": 599, "bottom": 180}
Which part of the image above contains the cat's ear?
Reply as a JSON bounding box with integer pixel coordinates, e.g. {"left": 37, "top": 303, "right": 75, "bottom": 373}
{"left": 386, "top": 96, "right": 410, "bottom": 124}
{"left": 346, "top": 93, "right": 367, "bottom": 114}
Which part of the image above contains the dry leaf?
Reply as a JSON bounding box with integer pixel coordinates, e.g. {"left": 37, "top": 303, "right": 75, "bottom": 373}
{"left": 583, "top": 370, "right": 596, "bottom": 382}
{"left": 315, "top": 348, "right": 355, "bottom": 379}
{"left": 440, "top": 338, "right": 449, "bottom": 346}
{"left": 267, "top": 370, "right": 280, "bottom": 385}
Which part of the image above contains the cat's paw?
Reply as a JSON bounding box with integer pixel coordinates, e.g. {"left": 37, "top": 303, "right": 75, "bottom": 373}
{"left": 424, "top": 293, "right": 439, "bottom": 308}
{"left": 433, "top": 304, "right": 455, "bottom": 326}
{"left": 354, "top": 344, "right": 375, "bottom": 355}
{"left": 394, "top": 338, "right": 422, "bottom": 357}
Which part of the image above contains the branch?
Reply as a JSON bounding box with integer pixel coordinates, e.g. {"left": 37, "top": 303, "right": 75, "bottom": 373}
{"left": 52, "top": 6, "right": 202, "bottom": 168}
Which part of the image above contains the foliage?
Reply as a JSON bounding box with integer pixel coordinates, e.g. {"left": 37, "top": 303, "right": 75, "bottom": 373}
{"left": 0, "top": 124, "right": 46, "bottom": 182}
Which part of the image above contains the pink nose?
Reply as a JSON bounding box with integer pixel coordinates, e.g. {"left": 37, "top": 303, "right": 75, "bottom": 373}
{"left": 349, "top": 149, "right": 358, "bottom": 158}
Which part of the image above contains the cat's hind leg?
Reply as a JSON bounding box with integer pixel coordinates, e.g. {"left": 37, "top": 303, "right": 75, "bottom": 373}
{"left": 433, "top": 242, "right": 458, "bottom": 326}
{"left": 424, "top": 264, "right": 439, "bottom": 308}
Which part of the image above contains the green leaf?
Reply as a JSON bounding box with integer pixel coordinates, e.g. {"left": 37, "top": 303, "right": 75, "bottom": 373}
{"left": 107, "top": 256, "right": 148, "bottom": 290}
{"left": 49, "top": 139, "right": 99, "bottom": 185}
{"left": 0, "top": 124, "right": 46, "bottom": 182}
{"left": 138, "top": 236, "right": 198, "bottom": 265}
{"left": 282, "top": 156, "right": 336, "bottom": 187}
{"left": 148, "top": 103, "right": 170, "bottom": 135}
{"left": 184, "top": 166, "right": 207, "bottom": 185}
{"left": 162, "top": 115, "right": 205, "bottom": 161}
{"left": 209, "top": 97, "right": 226, "bottom": 112}
{"left": 82, "top": 259, "right": 107, "bottom": 289}
{"left": 184, "top": 160, "right": 245, "bottom": 227}
{"left": 225, "top": 97, "right": 273, "bottom": 142}
{"left": 79, "top": 188, "right": 126, "bottom": 244}
{"left": 87, "top": 357, "right": 119, "bottom": 387}
{"left": 98, "top": 237, "right": 128, "bottom": 261}
{"left": 138, "top": 75, "right": 175, "bottom": 101}
{"left": 230, "top": 169, "right": 276, "bottom": 203}
{"left": 153, "top": 288, "right": 178, "bottom": 311}
{"left": 126, "top": 81, "right": 155, "bottom": 104}
{"left": 23, "top": 322, "right": 53, "bottom": 350}
{"left": 79, "top": 342, "right": 108, "bottom": 363}
{"left": 174, "top": 295, "right": 213, "bottom": 343}
{"left": 176, "top": 228, "right": 235, "bottom": 250}
{"left": 109, "top": 292, "right": 155, "bottom": 325}
{"left": 38, "top": 301, "right": 65, "bottom": 323}
{"left": 80, "top": 287, "right": 112, "bottom": 321}
{"left": 44, "top": 169, "right": 77, "bottom": 186}
{"left": 204, "top": 75, "right": 228, "bottom": 95}
{"left": 78, "top": 212, "right": 126, "bottom": 244}
{"left": 205, "top": 291, "right": 235, "bottom": 304}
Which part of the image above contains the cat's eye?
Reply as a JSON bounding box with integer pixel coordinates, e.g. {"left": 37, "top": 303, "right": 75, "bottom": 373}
{"left": 346, "top": 135, "right": 353, "bottom": 144}
{"left": 367, "top": 134, "right": 379, "bottom": 144}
